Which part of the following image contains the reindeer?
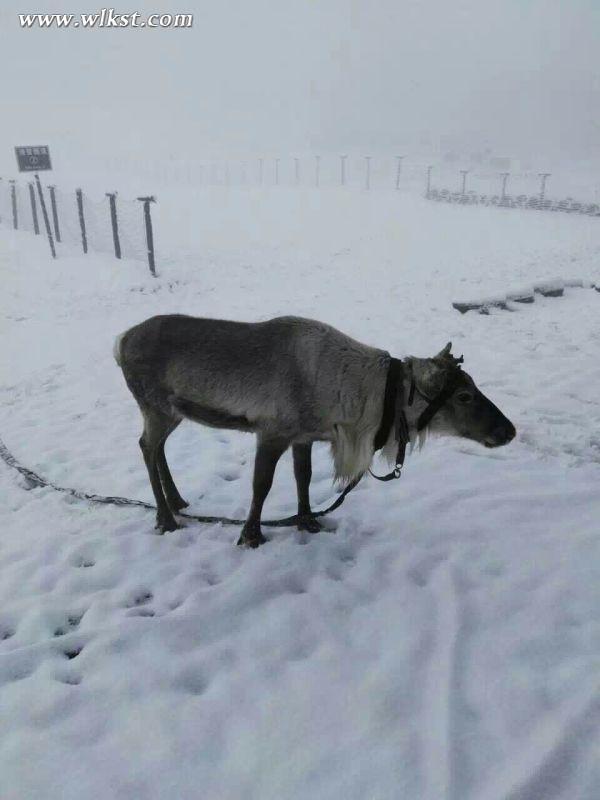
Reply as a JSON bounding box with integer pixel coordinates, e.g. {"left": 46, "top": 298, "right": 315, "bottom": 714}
{"left": 114, "top": 315, "right": 515, "bottom": 547}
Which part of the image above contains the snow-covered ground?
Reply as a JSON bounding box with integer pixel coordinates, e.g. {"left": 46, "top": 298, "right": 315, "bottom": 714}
{"left": 1, "top": 189, "right": 600, "bottom": 799}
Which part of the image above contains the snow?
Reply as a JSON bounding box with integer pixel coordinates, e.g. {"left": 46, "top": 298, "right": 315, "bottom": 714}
{"left": 1, "top": 188, "right": 600, "bottom": 800}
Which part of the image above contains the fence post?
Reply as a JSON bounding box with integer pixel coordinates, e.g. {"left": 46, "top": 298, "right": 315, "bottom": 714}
{"left": 137, "top": 195, "right": 157, "bottom": 277}
{"left": 315, "top": 155, "right": 320, "bottom": 187}
{"left": 258, "top": 158, "right": 264, "bottom": 185}
{"left": 105, "top": 192, "right": 121, "bottom": 259}
{"left": 538, "top": 173, "right": 551, "bottom": 203}
{"left": 10, "top": 180, "right": 18, "bottom": 229}
{"left": 34, "top": 173, "right": 56, "bottom": 258}
{"left": 294, "top": 157, "right": 300, "bottom": 185}
{"left": 48, "top": 185, "right": 61, "bottom": 242}
{"left": 395, "top": 156, "right": 404, "bottom": 190}
{"left": 425, "top": 165, "right": 433, "bottom": 198}
{"left": 500, "top": 172, "right": 510, "bottom": 203}
{"left": 365, "top": 156, "right": 372, "bottom": 190}
{"left": 28, "top": 182, "right": 40, "bottom": 235}
{"left": 340, "top": 155, "right": 347, "bottom": 186}
{"left": 459, "top": 169, "right": 469, "bottom": 196}
{"left": 76, "top": 189, "right": 88, "bottom": 254}
{"left": 274, "top": 158, "right": 280, "bottom": 186}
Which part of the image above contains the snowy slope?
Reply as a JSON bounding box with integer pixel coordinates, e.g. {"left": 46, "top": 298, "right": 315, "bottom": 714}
{"left": 1, "top": 190, "right": 600, "bottom": 800}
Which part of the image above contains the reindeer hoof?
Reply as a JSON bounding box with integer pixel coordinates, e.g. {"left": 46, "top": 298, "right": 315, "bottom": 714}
{"left": 237, "top": 524, "right": 268, "bottom": 548}
{"left": 156, "top": 515, "right": 179, "bottom": 534}
{"left": 297, "top": 515, "right": 322, "bottom": 534}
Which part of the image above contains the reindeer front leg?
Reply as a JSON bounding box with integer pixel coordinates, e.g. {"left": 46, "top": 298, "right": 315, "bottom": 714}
{"left": 293, "top": 442, "right": 322, "bottom": 533}
{"left": 238, "top": 436, "right": 289, "bottom": 547}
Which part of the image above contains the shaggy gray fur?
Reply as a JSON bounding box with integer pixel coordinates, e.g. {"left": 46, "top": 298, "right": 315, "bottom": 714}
{"left": 115, "top": 314, "right": 515, "bottom": 543}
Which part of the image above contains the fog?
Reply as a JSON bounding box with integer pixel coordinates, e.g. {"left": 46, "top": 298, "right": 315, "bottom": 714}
{"left": 0, "top": 0, "right": 599, "bottom": 174}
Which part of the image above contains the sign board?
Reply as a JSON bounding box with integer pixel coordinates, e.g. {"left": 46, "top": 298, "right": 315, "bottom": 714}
{"left": 15, "top": 145, "right": 52, "bottom": 172}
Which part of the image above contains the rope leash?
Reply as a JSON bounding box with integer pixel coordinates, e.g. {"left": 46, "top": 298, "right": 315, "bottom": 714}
{"left": 0, "top": 436, "right": 362, "bottom": 528}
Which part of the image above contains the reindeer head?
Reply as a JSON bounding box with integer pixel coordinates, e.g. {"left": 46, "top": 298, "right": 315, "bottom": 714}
{"left": 408, "top": 343, "right": 516, "bottom": 448}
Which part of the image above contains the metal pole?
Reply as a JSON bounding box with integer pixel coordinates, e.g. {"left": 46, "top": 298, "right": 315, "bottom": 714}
{"left": 28, "top": 182, "right": 40, "bottom": 235}
{"left": 105, "top": 192, "right": 121, "bottom": 259}
{"left": 315, "top": 155, "right": 320, "bottom": 187}
{"left": 48, "top": 185, "right": 61, "bottom": 242}
{"left": 294, "top": 157, "right": 300, "bottom": 185}
{"left": 274, "top": 158, "right": 280, "bottom": 186}
{"left": 76, "top": 189, "right": 88, "bottom": 254}
{"left": 34, "top": 174, "right": 56, "bottom": 258}
{"left": 460, "top": 170, "right": 469, "bottom": 196}
{"left": 137, "top": 195, "right": 157, "bottom": 277}
{"left": 340, "top": 155, "right": 347, "bottom": 186}
{"left": 258, "top": 158, "right": 264, "bottom": 185}
{"left": 500, "top": 172, "right": 509, "bottom": 202}
{"left": 365, "top": 156, "right": 372, "bottom": 190}
{"left": 538, "top": 173, "right": 551, "bottom": 203}
{"left": 426, "top": 165, "right": 433, "bottom": 197}
{"left": 395, "top": 156, "right": 404, "bottom": 190}
{"left": 10, "top": 180, "right": 18, "bottom": 229}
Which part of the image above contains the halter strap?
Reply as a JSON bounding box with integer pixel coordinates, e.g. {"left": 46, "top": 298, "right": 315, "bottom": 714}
{"left": 370, "top": 357, "right": 463, "bottom": 482}
{"left": 370, "top": 357, "right": 410, "bottom": 481}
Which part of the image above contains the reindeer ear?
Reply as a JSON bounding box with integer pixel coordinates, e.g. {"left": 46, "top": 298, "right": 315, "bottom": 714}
{"left": 435, "top": 342, "right": 452, "bottom": 360}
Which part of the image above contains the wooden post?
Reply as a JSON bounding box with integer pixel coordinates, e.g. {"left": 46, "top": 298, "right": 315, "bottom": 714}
{"left": 34, "top": 173, "right": 56, "bottom": 258}
{"left": 365, "top": 156, "right": 372, "bottom": 190}
{"left": 9, "top": 180, "right": 18, "bottom": 229}
{"left": 137, "top": 195, "right": 157, "bottom": 277}
{"left": 258, "top": 158, "right": 264, "bottom": 185}
{"left": 460, "top": 170, "right": 469, "bottom": 196}
{"left": 294, "top": 157, "right": 300, "bottom": 185}
{"left": 105, "top": 192, "right": 121, "bottom": 259}
{"left": 426, "top": 165, "right": 433, "bottom": 197}
{"left": 274, "top": 158, "right": 280, "bottom": 186}
{"left": 395, "top": 156, "right": 404, "bottom": 190}
{"left": 538, "top": 172, "right": 551, "bottom": 203}
{"left": 76, "top": 189, "right": 88, "bottom": 254}
{"left": 28, "top": 182, "right": 40, "bottom": 234}
{"left": 48, "top": 185, "right": 61, "bottom": 242}
{"left": 500, "top": 172, "right": 509, "bottom": 202}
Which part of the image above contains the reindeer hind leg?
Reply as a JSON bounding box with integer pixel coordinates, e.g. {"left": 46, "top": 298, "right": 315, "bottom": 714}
{"left": 156, "top": 419, "right": 189, "bottom": 512}
{"left": 139, "top": 408, "right": 179, "bottom": 533}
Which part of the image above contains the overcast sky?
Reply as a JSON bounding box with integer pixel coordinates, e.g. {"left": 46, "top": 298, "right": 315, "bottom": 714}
{"left": 0, "top": 0, "right": 598, "bottom": 173}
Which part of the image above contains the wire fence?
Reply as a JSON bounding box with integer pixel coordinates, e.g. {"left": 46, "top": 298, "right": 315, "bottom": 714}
{"left": 0, "top": 177, "right": 157, "bottom": 274}
{"left": 2, "top": 157, "right": 599, "bottom": 278}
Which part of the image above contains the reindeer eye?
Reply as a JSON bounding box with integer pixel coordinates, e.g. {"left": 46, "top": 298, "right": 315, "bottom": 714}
{"left": 455, "top": 391, "right": 473, "bottom": 404}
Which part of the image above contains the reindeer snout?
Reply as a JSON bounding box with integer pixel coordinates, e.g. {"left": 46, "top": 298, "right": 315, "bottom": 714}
{"left": 485, "top": 421, "right": 516, "bottom": 447}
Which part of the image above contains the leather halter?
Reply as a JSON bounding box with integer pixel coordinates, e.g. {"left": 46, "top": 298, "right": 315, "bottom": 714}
{"left": 370, "top": 356, "right": 463, "bottom": 481}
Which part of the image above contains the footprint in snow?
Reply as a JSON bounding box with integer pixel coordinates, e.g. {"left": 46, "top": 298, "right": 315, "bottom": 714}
{"left": 53, "top": 613, "right": 84, "bottom": 638}
{"left": 124, "top": 590, "right": 153, "bottom": 608}
{"left": 61, "top": 645, "right": 84, "bottom": 661}
{"left": 218, "top": 470, "right": 240, "bottom": 482}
